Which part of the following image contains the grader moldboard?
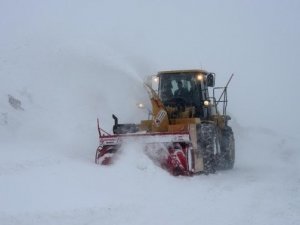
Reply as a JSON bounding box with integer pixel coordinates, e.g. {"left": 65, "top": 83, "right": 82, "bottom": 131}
{"left": 95, "top": 70, "right": 235, "bottom": 175}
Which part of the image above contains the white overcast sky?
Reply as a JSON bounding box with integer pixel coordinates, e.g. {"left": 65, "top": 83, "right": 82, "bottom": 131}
{"left": 1, "top": 0, "right": 300, "bottom": 137}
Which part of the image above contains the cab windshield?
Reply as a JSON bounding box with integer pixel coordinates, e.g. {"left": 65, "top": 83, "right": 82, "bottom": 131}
{"left": 158, "top": 72, "right": 202, "bottom": 107}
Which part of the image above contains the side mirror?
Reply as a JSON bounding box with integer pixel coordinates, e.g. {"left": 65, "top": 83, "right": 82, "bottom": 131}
{"left": 145, "top": 75, "right": 154, "bottom": 87}
{"left": 207, "top": 73, "right": 215, "bottom": 87}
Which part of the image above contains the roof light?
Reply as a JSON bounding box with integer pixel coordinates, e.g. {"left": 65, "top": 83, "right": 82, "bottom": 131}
{"left": 153, "top": 77, "right": 159, "bottom": 82}
{"left": 197, "top": 74, "right": 204, "bottom": 81}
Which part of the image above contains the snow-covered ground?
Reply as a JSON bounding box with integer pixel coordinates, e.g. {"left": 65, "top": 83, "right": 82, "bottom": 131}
{"left": 1, "top": 1, "right": 300, "bottom": 225}
{"left": 1, "top": 108, "right": 300, "bottom": 225}
{"left": 1, "top": 49, "right": 299, "bottom": 224}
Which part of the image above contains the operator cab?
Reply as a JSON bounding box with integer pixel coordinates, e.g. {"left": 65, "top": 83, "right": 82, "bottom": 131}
{"left": 156, "top": 70, "right": 215, "bottom": 119}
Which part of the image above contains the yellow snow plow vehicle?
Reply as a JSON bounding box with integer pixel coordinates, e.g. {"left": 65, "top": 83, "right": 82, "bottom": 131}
{"left": 96, "top": 69, "right": 235, "bottom": 175}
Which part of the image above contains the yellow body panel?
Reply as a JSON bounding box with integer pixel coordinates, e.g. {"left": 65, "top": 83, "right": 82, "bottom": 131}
{"left": 168, "top": 124, "right": 189, "bottom": 132}
{"left": 170, "top": 117, "right": 201, "bottom": 125}
{"left": 150, "top": 98, "right": 169, "bottom": 132}
{"left": 139, "top": 120, "right": 152, "bottom": 131}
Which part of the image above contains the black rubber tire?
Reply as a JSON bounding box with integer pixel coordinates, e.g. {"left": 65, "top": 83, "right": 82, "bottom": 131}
{"left": 219, "top": 126, "right": 235, "bottom": 170}
{"left": 197, "top": 123, "right": 219, "bottom": 174}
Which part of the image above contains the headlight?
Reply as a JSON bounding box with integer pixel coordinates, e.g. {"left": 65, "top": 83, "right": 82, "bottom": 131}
{"left": 203, "top": 100, "right": 210, "bottom": 107}
{"left": 137, "top": 103, "right": 145, "bottom": 108}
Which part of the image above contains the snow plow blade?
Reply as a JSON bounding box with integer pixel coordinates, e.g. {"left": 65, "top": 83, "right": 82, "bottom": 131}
{"left": 95, "top": 119, "right": 203, "bottom": 176}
